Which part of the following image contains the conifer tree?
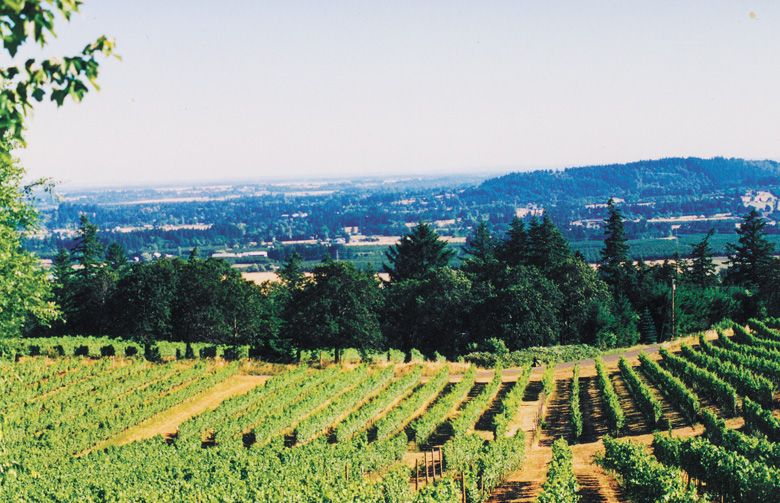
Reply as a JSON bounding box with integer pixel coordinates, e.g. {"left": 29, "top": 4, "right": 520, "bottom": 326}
{"left": 498, "top": 216, "right": 529, "bottom": 267}
{"left": 725, "top": 209, "right": 776, "bottom": 289}
{"left": 383, "top": 223, "right": 454, "bottom": 281}
{"left": 527, "top": 214, "right": 571, "bottom": 271}
{"left": 639, "top": 307, "right": 658, "bottom": 344}
{"left": 462, "top": 221, "right": 498, "bottom": 279}
{"left": 72, "top": 215, "right": 104, "bottom": 278}
{"left": 105, "top": 242, "right": 128, "bottom": 272}
{"left": 279, "top": 252, "right": 306, "bottom": 289}
{"left": 599, "top": 199, "right": 630, "bottom": 288}
{"left": 684, "top": 229, "right": 717, "bottom": 287}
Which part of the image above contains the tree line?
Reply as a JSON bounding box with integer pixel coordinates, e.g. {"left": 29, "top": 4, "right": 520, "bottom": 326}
{"left": 29, "top": 202, "right": 780, "bottom": 361}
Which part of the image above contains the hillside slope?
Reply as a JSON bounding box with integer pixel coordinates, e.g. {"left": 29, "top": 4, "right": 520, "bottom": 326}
{"left": 468, "top": 157, "right": 780, "bottom": 204}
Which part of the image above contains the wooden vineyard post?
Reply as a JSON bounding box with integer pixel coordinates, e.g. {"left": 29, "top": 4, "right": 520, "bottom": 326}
{"left": 431, "top": 449, "right": 436, "bottom": 482}
{"left": 414, "top": 459, "right": 419, "bottom": 490}
{"left": 344, "top": 463, "right": 348, "bottom": 481}
{"left": 424, "top": 451, "right": 429, "bottom": 484}
{"left": 461, "top": 473, "right": 466, "bottom": 503}
{"left": 438, "top": 446, "right": 443, "bottom": 476}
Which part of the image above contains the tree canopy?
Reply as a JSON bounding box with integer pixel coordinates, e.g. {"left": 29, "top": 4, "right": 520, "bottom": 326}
{"left": 383, "top": 222, "right": 454, "bottom": 282}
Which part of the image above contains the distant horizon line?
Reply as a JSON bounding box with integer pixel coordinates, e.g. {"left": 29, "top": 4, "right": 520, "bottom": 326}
{"left": 44, "top": 154, "right": 779, "bottom": 193}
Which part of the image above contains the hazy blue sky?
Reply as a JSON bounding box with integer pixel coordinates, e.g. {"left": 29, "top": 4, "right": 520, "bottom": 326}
{"left": 15, "top": 1, "right": 780, "bottom": 186}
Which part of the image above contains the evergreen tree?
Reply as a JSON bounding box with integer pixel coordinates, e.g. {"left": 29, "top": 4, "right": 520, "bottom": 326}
{"left": 497, "top": 216, "right": 528, "bottom": 267}
{"left": 683, "top": 229, "right": 717, "bottom": 287}
{"left": 725, "top": 209, "right": 776, "bottom": 289}
{"left": 383, "top": 223, "right": 454, "bottom": 282}
{"left": 599, "top": 199, "right": 630, "bottom": 288}
{"left": 279, "top": 252, "right": 306, "bottom": 289}
{"left": 105, "top": 242, "right": 128, "bottom": 272}
{"left": 72, "top": 215, "right": 104, "bottom": 279}
{"left": 526, "top": 214, "right": 571, "bottom": 272}
{"left": 51, "top": 248, "right": 73, "bottom": 300}
{"left": 68, "top": 216, "right": 114, "bottom": 334}
{"left": 461, "top": 221, "right": 498, "bottom": 280}
{"left": 639, "top": 307, "right": 658, "bottom": 344}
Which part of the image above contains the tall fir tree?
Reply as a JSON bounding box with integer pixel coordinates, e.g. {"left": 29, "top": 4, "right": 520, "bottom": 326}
{"left": 279, "top": 252, "right": 306, "bottom": 289}
{"left": 684, "top": 229, "right": 717, "bottom": 287}
{"left": 639, "top": 306, "right": 658, "bottom": 344}
{"left": 72, "top": 215, "right": 104, "bottom": 278}
{"left": 463, "top": 221, "right": 495, "bottom": 262}
{"left": 68, "top": 216, "right": 114, "bottom": 335}
{"left": 725, "top": 209, "right": 776, "bottom": 290}
{"left": 383, "top": 223, "right": 455, "bottom": 281}
{"left": 105, "top": 242, "right": 128, "bottom": 272}
{"left": 461, "top": 221, "right": 498, "bottom": 280}
{"left": 599, "top": 199, "right": 630, "bottom": 288}
{"left": 526, "top": 214, "right": 571, "bottom": 272}
{"left": 497, "top": 216, "right": 528, "bottom": 267}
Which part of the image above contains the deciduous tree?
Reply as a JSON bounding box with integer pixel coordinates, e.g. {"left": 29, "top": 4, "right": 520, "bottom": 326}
{"left": 287, "top": 260, "right": 384, "bottom": 362}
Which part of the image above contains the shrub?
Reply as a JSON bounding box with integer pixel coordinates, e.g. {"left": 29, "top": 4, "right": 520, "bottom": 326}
{"left": 408, "top": 348, "right": 424, "bottom": 363}
{"left": 184, "top": 342, "right": 195, "bottom": 359}
{"left": 222, "top": 346, "right": 249, "bottom": 361}
{"left": 51, "top": 344, "right": 65, "bottom": 357}
{"left": 199, "top": 345, "right": 218, "bottom": 358}
{"left": 100, "top": 345, "right": 115, "bottom": 357}
{"left": 27, "top": 344, "right": 41, "bottom": 356}
{"left": 124, "top": 345, "right": 139, "bottom": 357}
{"left": 480, "top": 337, "right": 509, "bottom": 356}
{"left": 144, "top": 344, "right": 162, "bottom": 362}
{"left": 387, "top": 348, "right": 405, "bottom": 363}
{"left": 464, "top": 344, "right": 600, "bottom": 368}
{"left": 73, "top": 345, "right": 90, "bottom": 357}
{"left": 341, "top": 348, "right": 362, "bottom": 364}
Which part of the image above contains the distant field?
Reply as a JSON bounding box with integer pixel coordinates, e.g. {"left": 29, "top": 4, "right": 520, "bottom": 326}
{"left": 571, "top": 233, "right": 780, "bottom": 263}
{"left": 239, "top": 233, "right": 780, "bottom": 277}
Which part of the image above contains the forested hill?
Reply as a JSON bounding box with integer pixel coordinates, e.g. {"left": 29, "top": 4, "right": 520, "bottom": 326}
{"left": 469, "top": 157, "right": 780, "bottom": 204}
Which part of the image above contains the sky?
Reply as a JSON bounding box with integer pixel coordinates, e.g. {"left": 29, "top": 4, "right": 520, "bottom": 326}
{"left": 13, "top": 1, "right": 780, "bottom": 186}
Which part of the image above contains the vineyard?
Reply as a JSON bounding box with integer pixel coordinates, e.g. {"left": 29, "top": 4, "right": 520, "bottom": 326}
{"left": 1, "top": 319, "right": 779, "bottom": 502}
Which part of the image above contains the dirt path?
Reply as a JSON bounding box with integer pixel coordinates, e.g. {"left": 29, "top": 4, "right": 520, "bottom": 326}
{"left": 540, "top": 376, "right": 572, "bottom": 445}
{"left": 571, "top": 442, "right": 627, "bottom": 502}
{"left": 88, "top": 374, "right": 267, "bottom": 451}
{"left": 578, "top": 367, "right": 608, "bottom": 443}
{"left": 609, "top": 370, "right": 649, "bottom": 436}
{"left": 475, "top": 381, "right": 515, "bottom": 435}
{"left": 489, "top": 436, "right": 551, "bottom": 502}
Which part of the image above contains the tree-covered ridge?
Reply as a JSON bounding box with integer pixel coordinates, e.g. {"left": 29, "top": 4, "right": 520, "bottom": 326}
{"left": 472, "top": 157, "right": 780, "bottom": 203}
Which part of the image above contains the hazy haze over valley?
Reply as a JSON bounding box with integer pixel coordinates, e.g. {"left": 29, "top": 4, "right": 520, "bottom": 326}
{"left": 16, "top": 1, "right": 780, "bottom": 185}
